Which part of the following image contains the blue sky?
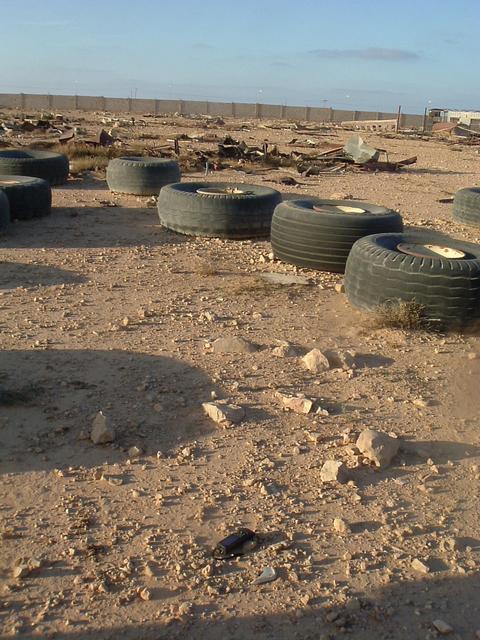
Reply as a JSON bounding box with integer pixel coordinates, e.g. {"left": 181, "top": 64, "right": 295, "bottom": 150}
{"left": 1, "top": 0, "right": 478, "bottom": 114}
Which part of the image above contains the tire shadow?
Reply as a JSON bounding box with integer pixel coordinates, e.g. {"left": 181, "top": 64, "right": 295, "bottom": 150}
{"left": 20, "top": 573, "right": 480, "bottom": 639}
{"left": 1, "top": 206, "right": 188, "bottom": 249}
{"left": 0, "top": 349, "right": 218, "bottom": 474}
{"left": 0, "top": 260, "right": 86, "bottom": 289}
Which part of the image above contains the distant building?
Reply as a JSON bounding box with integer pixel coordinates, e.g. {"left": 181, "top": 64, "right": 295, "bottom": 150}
{"left": 428, "top": 108, "right": 480, "bottom": 129}
{"left": 447, "top": 110, "right": 480, "bottom": 126}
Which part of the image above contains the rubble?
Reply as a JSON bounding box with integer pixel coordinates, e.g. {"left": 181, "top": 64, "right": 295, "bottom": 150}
{"left": 320, "top": 460, "right": 349, "bottom": 483}
{"left": 253, "top": 567, "right": 278, "bottom": 585}
{"left": 212, "top": 336, "right": 258, "bottom": 354}
{"left": 277, "top": 392, "right": 314, "bottom": 414}
{"left": 202, "top": 400, "right": 245, "bottom": 424}
{"left": 302, "top": 348, "right": 330, "bottom": 373}
{"left": 356, "top": 429, "right": 399, "bottom": 467}
{"left": 333, "top": 517, "right": 350, "bottom": 534}
{"left": 90, "top": 411, "right": 115, "bottom": 444}
{"left": 432, "top": 620, "right": 454, "bottom": 635}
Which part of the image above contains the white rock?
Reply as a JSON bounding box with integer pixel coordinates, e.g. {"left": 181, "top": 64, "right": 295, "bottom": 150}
{"left": 202, "top": 400, "right": 245, "bottom": 425}
{"left": 272, "top": 341, "right": 298, "bottom": 357}
{"left": 411, "top": 558, "right": 430, "bottom": 574}
{"left": 329, "top": 350, "right": 357, "bottom": 369}
{"left": 302, "top": 349, "right": 330, "bottom": 373}
{"left": 212, "top": 336, "right": 258, "bottom": 354}
{"left": 320, "top": 460, "right": 349, "bottom": 484}
{"left": 432, "top": 620, "right": 453, "bottom": 635}
{"left": 277, "top": 392, "right": 313, "bottom": 414}
{"left": 356, "top": 429, "right": 399, "bottom": 467}
{"left": 253, "top": 566, "right": 278, "bottom": 585}
{"left": 90, "top": 411, "right": 115, "bottom": 444}
{"left": 333, "top": 517, "right": 350, "bottom": 534}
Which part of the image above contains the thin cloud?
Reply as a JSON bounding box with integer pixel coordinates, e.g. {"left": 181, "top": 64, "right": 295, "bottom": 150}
{"left": 309, "top": 47, "right": 420, "bottom": 61}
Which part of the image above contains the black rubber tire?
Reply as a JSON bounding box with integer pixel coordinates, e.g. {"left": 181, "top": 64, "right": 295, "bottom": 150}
{"left": 0, "top": 190, "right": 10, "bottom": 233}
{"left": 453, "top": 187, "right": 480, "bottom": 227}
{"left": 0, "top": 176, "right": 51, "bottom": 220}
{"left": 271, "top": 198, "right": 403, "bottom": 273}
{"left": 157, "top": 182, "right": 282, "bottom": 238}
{"left": 344, "top": 232, "right": 480, "bottom": 327}
{"left": 106, "top": 156, "right": 181, "bottom": 195}
{"left": 0, "top": 149, "right": 69, "bottom": 186}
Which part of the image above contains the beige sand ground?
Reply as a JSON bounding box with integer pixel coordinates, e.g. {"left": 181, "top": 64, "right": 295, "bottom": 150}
{"left": 1, "top": 110, "right": 480, "bottom": 640}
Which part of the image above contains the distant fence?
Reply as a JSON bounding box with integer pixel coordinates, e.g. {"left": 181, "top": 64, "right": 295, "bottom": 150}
{"left": 0, "top": 93, "right": 424, "bottom": 128}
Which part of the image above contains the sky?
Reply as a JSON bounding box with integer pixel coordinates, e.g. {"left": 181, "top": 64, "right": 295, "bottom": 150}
{"left": 1, "top": 0, "right": 478, "bottom": 115}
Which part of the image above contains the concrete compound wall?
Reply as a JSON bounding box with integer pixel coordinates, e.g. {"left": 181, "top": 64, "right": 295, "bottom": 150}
{"left": 0, "top": 93, "right": 424, "bottom": 128}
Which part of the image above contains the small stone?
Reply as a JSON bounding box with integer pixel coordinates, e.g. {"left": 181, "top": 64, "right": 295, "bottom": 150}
{"left": 333, "top": 517, "right": 350, "bottom": 534}
{"left": 212, "top": 336, "right": 258, "bottom": 354}
{"left": 320, "top": 460, "right": 349, "bottom": 484}
{"left": 302, "top": 348, "right": 330, "bottom": 374}
{"left": 90, "top": 411, "right": 115, "bottom": 445}
{"left": 202, "top": 400, "right": 245, "bottom": 425}
{"left": 356, "top": 429, "right": 399, "bottom": 467}
{"left": 432, "top": 620, "right": 453, "bottom": 634}
{"left": 329, "top": 350, "right": 357, "bottom": 369}
{"left": 138, "top": 587, "right": 151, "bottom": 601}
{"left": 253, "top": 567, "right": 278, "bottom": 585}
{"left": 12, "top": 565, "right": 30, "bottom": 579}
{"left": 277, "top": 392, "right": 313, "bottom": 414}
{"left": 467, "top": 352, "right": 478, "bottom": 360}
{"left": 272, "top": 341, "right": 298, "bottom": 357}
{"left": 128, "top": 446, "right": 143, "bottom": 459}
{"left": 335, "top": 282, "right": 345, "bottom": 294}
{"left": 411, "top": 558, "right": 430, "bottom": 574}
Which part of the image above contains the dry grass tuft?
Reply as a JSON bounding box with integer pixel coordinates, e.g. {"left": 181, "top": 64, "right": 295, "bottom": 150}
{"left": 371, "top": 300, "right": 427, "bottom": 330}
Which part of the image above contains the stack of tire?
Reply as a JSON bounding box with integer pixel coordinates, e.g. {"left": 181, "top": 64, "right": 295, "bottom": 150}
{"left": 0, "top": 149, "right": 69, "bottom": 229}
{"left": 270, "top": 196, "right": 480, "bottom": 328}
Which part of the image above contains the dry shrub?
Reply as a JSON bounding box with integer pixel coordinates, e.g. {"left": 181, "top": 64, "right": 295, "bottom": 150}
{"left": 52, "top": 143, "right": 125, "bottom": 160}
{"left": 371, "top": 300, "right": 427, "bottom": 330}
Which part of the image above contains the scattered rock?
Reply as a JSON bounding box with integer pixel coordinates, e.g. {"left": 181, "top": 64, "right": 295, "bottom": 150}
{"left": 253, "top": 567, "right": 278, "bottom": 585}
{"left": 302, "top": 348, "right": 330, "bottom": 374}
{"left": 330, "top": 192, "right": 353, "bottom": 200}
{"left": 320, "top": 460, "right": 349, "bottom": 484}
{"left": 335, "top": 282, "right": 345, "bottom": 294}
{"left": 12, "top": 565, "right": 30, "bottom": 579}
{"left": 356, "top": 429, "right": 399, "bottom": 467}
{"left": 202, "top": 400, "right": 245, "bottom": 425}
{"left": 432, "top": 620, "right": 453, "bottom": 635}
{"left": 328, "top": 350, "right": 357, "bottom": 369}
{"left": 138, "top": 587, "right": 151, "bottom": 601}
{"left": 90, "top": 411, "right": 115, "bottom": 445}
{"left": 272, "top": 340, "right": 298, "bottom": 357}
{"left": 333, "top": 517, "right": 350, "bottom": 534}
{"left": 212, "top": 336, "right": 258, "bottom": 354}
{"left": 411, "top": 558, "right": 430, "bottom": 574}
{"left": 277, "top": 392, "right": 313, "bottom": 414}
{"left": 128, "top": 446, "right": 143, "bottom": 459}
